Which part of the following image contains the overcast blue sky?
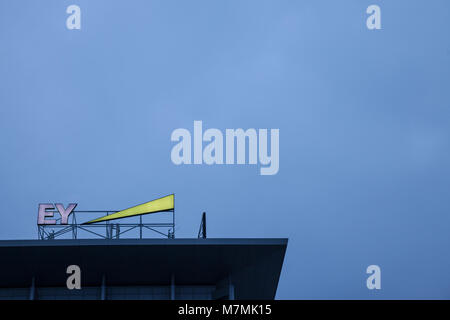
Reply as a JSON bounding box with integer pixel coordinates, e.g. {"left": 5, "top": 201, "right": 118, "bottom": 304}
{"left": 1, "top": 0, "right": 450, "bottom": 299}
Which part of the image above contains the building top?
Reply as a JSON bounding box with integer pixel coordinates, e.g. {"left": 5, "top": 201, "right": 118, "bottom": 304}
{"left": 0, "top": 238, "right": 288, "bottom": 299}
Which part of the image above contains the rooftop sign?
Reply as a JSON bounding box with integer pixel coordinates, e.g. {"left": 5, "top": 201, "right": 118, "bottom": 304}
{"left": 38, "top": 203, "right": 77, "bottom": 225}
{"left": 83, "top": 194, "right": 174, "bottom": 224}
{"left": 37, "top": 194, "right": 175, "bottom": 240}
{"left": 37, "top": 194, "right": 174, "bottom": 225}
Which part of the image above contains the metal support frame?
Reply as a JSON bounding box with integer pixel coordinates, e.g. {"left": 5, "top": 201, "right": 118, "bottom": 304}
{"left": 38, "top": 209, "right": 175, "bottom": 240}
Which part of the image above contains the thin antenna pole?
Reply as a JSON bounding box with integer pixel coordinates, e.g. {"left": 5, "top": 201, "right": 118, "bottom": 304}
{"left": 198, "top": 212, "right": 207, "bottom": 239}
{"left": 202, "top": 212, "right": 206, "bottom": 239}
{"left": 173, "top": 194, "right": 175, "bottom": 238}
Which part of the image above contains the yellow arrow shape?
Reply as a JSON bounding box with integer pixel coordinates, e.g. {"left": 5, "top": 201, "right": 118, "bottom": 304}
{"left": 83, "top": 194, "right": 174, "bottom": 224}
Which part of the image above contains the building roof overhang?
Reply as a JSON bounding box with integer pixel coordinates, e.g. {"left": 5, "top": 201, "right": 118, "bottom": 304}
{"left": 0, "top": 238, "right": 288, "bottom": 299}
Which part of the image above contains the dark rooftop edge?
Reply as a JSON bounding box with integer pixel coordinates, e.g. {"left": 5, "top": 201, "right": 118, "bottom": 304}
{"left": 0, "top": 238, "right": 288, "bottom": 247}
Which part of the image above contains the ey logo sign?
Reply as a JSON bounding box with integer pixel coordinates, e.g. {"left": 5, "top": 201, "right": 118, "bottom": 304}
{"left": 37, "top": 203, "right": 77, "bottom": 225}
{"left": 37, "top": 195, "right": 175, "bottom": 225}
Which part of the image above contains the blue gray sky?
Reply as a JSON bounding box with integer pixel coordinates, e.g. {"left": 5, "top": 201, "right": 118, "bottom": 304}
{"left": 1, "top": 0, "right": 450, "bottom": 299}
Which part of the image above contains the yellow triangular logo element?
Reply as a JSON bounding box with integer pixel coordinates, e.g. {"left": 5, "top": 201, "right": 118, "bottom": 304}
{"left": 83, "top": 194, "right": 174, "bottom": 224}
